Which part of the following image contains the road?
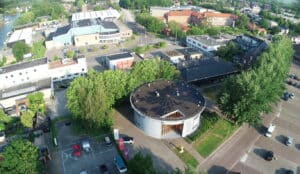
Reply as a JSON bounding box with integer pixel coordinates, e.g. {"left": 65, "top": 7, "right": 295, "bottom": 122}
{"left": 200, "top": 63, "right": 300, "bottom": 174}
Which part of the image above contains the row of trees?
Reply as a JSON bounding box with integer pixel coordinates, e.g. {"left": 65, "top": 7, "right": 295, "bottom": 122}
{"left": 136, "top": 13, "right": 165, "bottom": 34}
{"left": 67, "top": 59, "right": 180, "bottom": 130}
{"left": 14, "top": 0, "right": 66, "bottom": 26}
{"left": 218, "top": 36, "right": 294, "bottom": 125}
{"left": 120, "top": 0, "right": 172, "bottom": 10}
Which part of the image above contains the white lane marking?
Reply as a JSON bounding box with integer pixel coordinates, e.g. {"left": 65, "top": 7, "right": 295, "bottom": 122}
{"left": 240, "top": 154, "right": 248, "bottom": 163}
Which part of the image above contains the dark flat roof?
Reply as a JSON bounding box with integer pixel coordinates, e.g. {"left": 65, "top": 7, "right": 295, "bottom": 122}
{"left": 180, "top": 58, "right": 238, "bottom": 82}
{"left": 130, "top": 80, "right": 205, "bottom": 120}
{"left": 294, "top": 44, "right": 300, "bottom": 61}
{"left": 48, "top": 25, "right": 71, "bottom": 39}
{"left": 0, "top": 58, "right": 48, "bottom": 74}
{"left": 107, "top": 52, "right": 133, "bottom": 60}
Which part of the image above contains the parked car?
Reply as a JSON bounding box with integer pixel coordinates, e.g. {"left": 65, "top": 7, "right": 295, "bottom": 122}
{"left": 123, "top": 136, "right": 134, "bottom": 144}
{"left": 265, "top": 150, "right": 274, "bottom": 161}
{"left": 99, "top": 164, "right": 110, "bottom": 174}
{"left": 285, "top": 136, "right": 293, "bottom": 146}
{"left": 265, "top": 124, "right": 276, "bottom": 137}
{"left": 81, "top": 140, "right": 91, "bottom": 152}
{"left": 73, "top": 144, "right": 81, "bottom": 157}
{"left": 285, "top": 169, "right": 294, "bottom": 174}
{"left": 104, "top": 137, "right": 112, "bottom": 146}
{"left": 283, "top": 92, "right": 290, "bottom": 101}
{"left": 114, "top": 155, "right": 127, "bottom": 173}
{"left": 80, "top": 170, "right": 88, "bottom": 174}
{"left": 289, "top": 93, "right": 295, "bottom": 99}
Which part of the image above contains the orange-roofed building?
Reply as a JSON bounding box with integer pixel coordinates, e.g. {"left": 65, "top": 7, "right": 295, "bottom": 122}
{"left": 165, "top": 10, "right": 194, "bottom": 25}
{"left": 191, "top": 12, "right": 237, "bottom": 27}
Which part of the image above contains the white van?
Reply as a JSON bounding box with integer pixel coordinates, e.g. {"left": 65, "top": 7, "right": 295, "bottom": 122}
{"left": 265, "top": 124, "right": 276, "bottom": 137}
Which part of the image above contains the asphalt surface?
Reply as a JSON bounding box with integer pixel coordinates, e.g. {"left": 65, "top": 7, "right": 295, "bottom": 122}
{"left": 200, "top": 63, "right": 300, "bottom": 174}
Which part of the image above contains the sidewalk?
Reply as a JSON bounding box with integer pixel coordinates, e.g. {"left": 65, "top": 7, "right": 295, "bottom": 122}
{"left": 164, "top": 137, "right": 205, "bottom": 169}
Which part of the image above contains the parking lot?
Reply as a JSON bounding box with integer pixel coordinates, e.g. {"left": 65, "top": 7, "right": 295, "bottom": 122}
{"left": 238, "top": 63, "right": 300, "bottom": 173}
{"left": 54, "top": 121, "right": 119, "bottom": 174}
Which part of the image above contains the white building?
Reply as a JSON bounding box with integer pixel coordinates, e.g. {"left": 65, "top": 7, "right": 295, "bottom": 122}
{"left": 6, "top": 27, "right": 33, "bottom": 48}
{"left": 186, "top": 34, "right": 235, "bottom": 55}
{"left": 0, "top": 57, "right": 87, "bottom": 107}
{"left": 163, "top": 50, "right": 185, "bottom": 64}
{"left": 105, "top": 52, "right": 134, "bottom": 70}
{"left": 71, "top": 9, "right": 120, "bottom": 21}
{"left": 130, "top": 80, "right": 205, "bottom": 139}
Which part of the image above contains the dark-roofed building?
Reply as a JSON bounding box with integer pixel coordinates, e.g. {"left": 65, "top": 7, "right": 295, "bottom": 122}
{"left": 294, "top": 44, "right": 300, "bottom": 62}
{"left": 105, "top": 52, "right": 134, "bottom": 70}
{"left": 130, "top": 79, "right": 205, "bottom": 138}
{"left": 179, "top": 58, "right": 238, "bottom": 82}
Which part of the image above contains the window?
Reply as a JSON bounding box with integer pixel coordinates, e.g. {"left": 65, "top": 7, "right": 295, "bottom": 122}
{"left": 34, "top": 69, "right": 36, "bottom": 72}
{"left": 5, "top": 76, "right": 8, "bottom": 79}
{"left": 10, "top": 74, "right": 13, "bottom": 77}
{"left": 82, "top": 68, "right": 85, "bottom": 72}
{"left": 27, "top": 77, "right": 29, "bottom": 80}
{"left": 19, "top": 72, "right": 22, "bottom": 75}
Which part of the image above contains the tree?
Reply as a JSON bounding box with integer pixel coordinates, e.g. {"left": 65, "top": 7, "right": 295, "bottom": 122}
{"left": 76, "top": 0, "right": 85, "bottom": 8}
{"left": 136, "top": 13, "right": 165, "bottom": 34}
{"left": 14, "top": 11, "right": 35, "bottom": 26}
{"left": 28, "top": 92, "right": 46, "bottom": 114}
{"left": 32, "top": 41, "right": 46, "bottom": 59}
{"left": 21, "top": 111, "right": 35, "bottom": 128}
{"left": 128, "top": 152, "right": 156, "bottom": 174}
{"left": 0, "top": 56, "right": 7, "bottom": 67}
{"left": 259, "top": 19, "right": 270, "bottom": 29}
{"left": 168, "top": 21, "right": 186, "bottom": 40}
{"left": 270, "top": 26, "right": 281, "bottom": 35}
{"left": 216, "top": 41, "right": 243, "bottom": 62}
{"left": 219, "top": 36, "right": 293, "bottom": 125}
{"left": 12, "top": 41, "right": 31, "bottom": 62}
{"left": 66, "top": 51, "right": 75, "bottom": 58}
{"left": 67, "top": 73, "right": 113, "bottom": 130}
{"left": 0, "top": 109, "right": 11, "bottom": 123}
{"left": 128, "top": 59, "right": 180, "bottom": 91}
{"left": 0, "top": 139, "right": 43, "bottom": 174}
{"left": 236, "top": 14, "right": 250, "bottom": 29}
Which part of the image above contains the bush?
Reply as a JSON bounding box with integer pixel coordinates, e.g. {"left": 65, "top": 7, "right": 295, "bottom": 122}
{"left": 66, "top": 51, "right": 75, "bottom": 58}
{"left": 187, "top": 111, "right": 220, "bottom": 141}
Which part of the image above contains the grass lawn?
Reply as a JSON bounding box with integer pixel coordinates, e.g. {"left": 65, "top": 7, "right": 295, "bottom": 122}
{"left": 172, "top": 146, "right": 198, "bottom": 169}
{"left": 193, "top": 119, "right": 237, "bottom": 158}
{"left": 202, "top": 84, "right": 223, "bottom": 103}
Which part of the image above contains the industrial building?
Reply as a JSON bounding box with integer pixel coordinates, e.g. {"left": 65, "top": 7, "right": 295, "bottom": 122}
{"left": 105, "top": 52, "right": 134, "bottom": 70}
{"left": 186, "top": 34, "right": 235, "bottom": 55}
{"left": 130, "top": 80, "right": 205, "bottom": 139}
{"left": 45, "top": 9, "right": 132, "bottom": 48}
{"left": 6, "top": 27, "right": 33, "bottom": 48}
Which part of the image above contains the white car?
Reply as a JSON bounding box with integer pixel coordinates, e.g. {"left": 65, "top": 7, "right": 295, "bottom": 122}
{"left": 265, "top": 124, "right": 276, "bottom": 137}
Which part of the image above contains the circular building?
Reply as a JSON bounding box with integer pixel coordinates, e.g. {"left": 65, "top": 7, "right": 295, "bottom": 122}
{"left": 130, "top": 80, "right": 205, "bottom": 139}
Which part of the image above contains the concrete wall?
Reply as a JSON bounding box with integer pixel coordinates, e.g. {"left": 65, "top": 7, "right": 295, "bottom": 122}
{"left": 134, "top": 111, "right": 163, "bottom": 138}
{"left": 107, "top": 57, "right": 134, "bottom": 70}
{"left": 0, "top": 88, "right": 51, "bottom": 108}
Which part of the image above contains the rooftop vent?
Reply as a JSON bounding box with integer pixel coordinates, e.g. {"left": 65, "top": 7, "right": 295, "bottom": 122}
{"left": 148, "top": 83, "right": 151, "bottom": 87}
{"left": 155, "top": 90, "right": 160, "bottom": 97}
{"left": 176, "top": 90, "right": 180, "bottom": 96}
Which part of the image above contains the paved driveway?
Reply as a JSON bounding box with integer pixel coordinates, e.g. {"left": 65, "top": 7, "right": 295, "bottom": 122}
{"left": 46, "top": 89, "right": 71, "bottom": 118}
{"left": 113, "top": 104, "right": 185, "bottom": 172}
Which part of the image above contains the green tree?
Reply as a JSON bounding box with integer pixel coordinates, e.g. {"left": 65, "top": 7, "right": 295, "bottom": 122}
{"left": 0, "top": 139, "right": 43, "bottom": 174}
{"left": 259, "top": 19, "right": 270, "bottom": 29}
{"left": 12, "top": 41, "right": 31, "bottom": 62}
{"left": 136, "top": 13, "right": 165, "bottom": 34}
{"left": 270, "top": 26, "right": 281, "bottom": 35}
{"left": 236, "top": 14, "right": 250, "bottom": 29}
{"left": 21, "top": 111, "right": 35, "bottom": 128}
{"left": 0, "top": 122, "right": 5, "bottom": 131}
{"left": 14, "top": 11, "right": 35, "bottom": 26}
{"left": 27, "top": 92, "right": 46, "bottom": 114}
{"left": 76, "top": 0, "right": 85, "bottom": 8}
{"left": 66, "top": 51, "right": 75, "bottom": 58}
{"left": 93, "top": 5, "right": 103, "bottom": 11}
{"left": 128, "top": 59, "right": 180, "bottom": 91}
{"left": 32, "top": 41, "right": 46, "bottom": 59}
{"left": 219, "top": 36, "right": 293, "bottom": 125}
{"left": 0, "top": 109, "right": 11, "bottom": 123}
{"left": 168, "top": 21, "right": 186, "bottom": 40}
{"left": 217, "top": 41, "right": 242, "bottom": 61}
{"left": 0, "top": 56, "right": 7, "bottom": 67}
{"left": 128, "top": 152, "right": 156, "bottom": 174}
{"left": 67, "top": 73, "right": 113, "bottom": 130}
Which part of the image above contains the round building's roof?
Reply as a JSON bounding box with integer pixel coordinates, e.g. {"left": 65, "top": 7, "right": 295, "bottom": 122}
{"left": 130, "top": 80, "right": 205, "bottom": 120}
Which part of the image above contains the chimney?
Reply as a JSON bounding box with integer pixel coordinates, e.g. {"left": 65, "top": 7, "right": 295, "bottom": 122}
{"left": 176, "top": 89, "right": 180, "bottom": 96}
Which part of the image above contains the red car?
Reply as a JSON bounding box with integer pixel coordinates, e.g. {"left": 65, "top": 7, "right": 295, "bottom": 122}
{"left": 73, "top": 144, "right": 81, "bottom": 157}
